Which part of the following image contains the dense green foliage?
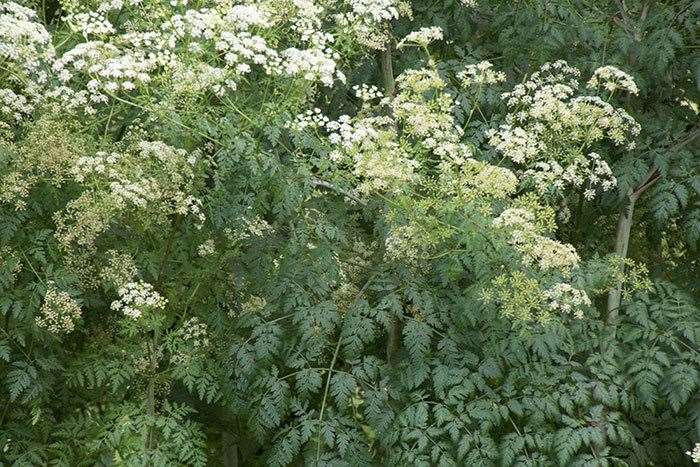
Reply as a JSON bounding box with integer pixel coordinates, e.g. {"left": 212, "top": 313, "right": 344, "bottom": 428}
{"left": 0, "top": 0, "right": 698, "bottom": 465}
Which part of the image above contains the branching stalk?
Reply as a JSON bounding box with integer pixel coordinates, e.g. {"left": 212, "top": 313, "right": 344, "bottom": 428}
{"left": 606, "top": 126, "right": 699, "bottom": 320}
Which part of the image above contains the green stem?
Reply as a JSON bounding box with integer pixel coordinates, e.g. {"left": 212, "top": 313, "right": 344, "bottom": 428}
{"left": 315, "top": 274, "right": 376, "bottom": 464}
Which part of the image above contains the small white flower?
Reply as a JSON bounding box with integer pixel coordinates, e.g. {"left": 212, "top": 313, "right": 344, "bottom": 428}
{"left": 111, "top": 281, "right": 167, "bottom": 319}
{"left": 587, "top": 66, "right": 639, "bottom": 95}
{"left": 458, "top": 61, "right": 506, "bottom": 86}
{"left": 197, "top": 239, "right": 215, "bottom": 257}
{"left": 398, "top": 27, "right": 443, "bottom": 48}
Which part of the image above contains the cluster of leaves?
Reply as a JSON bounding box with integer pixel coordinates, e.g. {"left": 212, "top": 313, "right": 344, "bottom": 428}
{"left": 0, "top": 0, "right": 698, "bottom": 465}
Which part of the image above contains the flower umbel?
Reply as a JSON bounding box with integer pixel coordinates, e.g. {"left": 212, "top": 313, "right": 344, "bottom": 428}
{"left": 111, "top": 281, "right": 167, "bottom": 319}
{"left": 35, "top": 284, "right": 82, "bottom": 334}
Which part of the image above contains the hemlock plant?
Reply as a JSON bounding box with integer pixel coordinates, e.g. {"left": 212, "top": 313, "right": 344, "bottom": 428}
{"left": 0, "top": 0, "right": 698, "bottom": 465}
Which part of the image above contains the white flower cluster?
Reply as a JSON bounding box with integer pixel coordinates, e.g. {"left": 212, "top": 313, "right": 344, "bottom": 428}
{"left": 353, "top": 138, "right": 419, "bottom": 194}
{"left": 488, "top": 61, "right": 640, "bottom": 198}
{"left": 242, "top": 215, "right": 274, "bottom": 238}
{"left": 95, "top": 0, "right": 144, "bottom": 12}
{"left": 487, "top": 124, "right": 544, "bottom": 164}
{"left": 393, "top": 68, "right": 476, "bottom": 162}
{"left": 542, "top": 282, "right": 591, "bottom": 319}
{"left": 395, "top": 67, "right": 445, "bottom": 94}
{"left": 0, "top": 2, "right": 54, "bottom": 123}
{"left": 687, "top": 443, "right": 700, "bottom": 464}
{"left": 0, "top": 89, "right": 33, "bottom": 122}
{"left": 569, "top": 96, "right": 641, "bottom": 146}
{"left": 240, "top": 295, "right": 267, "bottom": 314}
{"left": 288, "top": 107, "right": 331, "bottom": 131}
{"left": 292, "top": 66, "right": 519, "bottom": 198}
{"left": 0, "top": 2, "right": 53, "bottom": 73}
{"left": 197, "top": 239, "right": 216, "bottom": 257}
{"left": 179, "top": 317, "right": 209, "bottom": 347}
{"left": 289, "top": 110, "right": 384, "bottom": 150}
{"left": 330, "top": 115, "right": 383, "bottom": 150}
{"left": 289, "top": 109, "right": 417, "bottom": 193}
{"left": 35, "top": 284, "right": 82, "bottom": 334}
{"left": 349, "top": 0, "right": 402, "bottom": 23}
{"left": 398, "top": 26, "right": 443, "bottom": 48}
{"left": 63, "top": 147, "right": 194, "bottom": 247}
{"left": 494, "top": 207, "right": 580, "bottom": 271}
{"left": 54, "top": 192, "right": 118, "bottom": 249}
{"left": 492, "top": 208, "right": 535, "bottom": 229}
{"left": 51, "top": 40, "right": 165, "bottom": 113}
{"left": 281, "top": 47, "right": 342, "bottom": 87}
{"left": 64, "top": 141, "right": 206, "bottom": 241}
{"left": 175, "top": 195, "right": 206, "bottom": 229}
{"left": 385, "top": 224, "right": 420, "bottom": 263}
{"left": 336, "top": 0, "right": 408, "bottom": 49}
{"left": 458, "top": 61, "right": 506, "bottom": 87}
{"left": 587, "top": 65, "right": 639, "bottom": 95}
{"left": 170, "top": 61, "right": 230, "bottom": 96}
{"left": 100, "top": 249, "right": 138, "bottom": 288}
{"left": 166, "top": 2, "right": 343, "bottom": 86}
{"left": 137, "top": 139, "right": 192, "bottom": 165}
{"left": 0, "top": 1, "right": 50, "bottom": 50}
{"left": 502, "top": 61, "right": 581, "bottom": 107}
{"left": 352, "top": 84, "right": 383, "bottom": 101}
{"left": 515, "top": 231, "right": 580, "bottom": 271}
{"left": 522, "top": 152, "right": 616, "bottom": 197}
{"left": 71, "top": 151, "right": 121, "bottom": 182}
{"left": 393, "top": 95, "right": 452, "bottom": 139}
{"left": 455, "top": 160, "right": 518, "bottom": 200}
{"left": 65, "top": 11, "right": 115, "bottom": 36}
{"left": 289, "top": 0, "right": 319, "bottom": 35}
{"left": 170, "top": 317, "right": 210, "bottom": 365}
{"left": 1, "top": 1, "right": 349, "bottom": 119}
{"left": 110, "top": 280, "right": 167, "bottom": 319}
{"left": 110, "top": 178, "right": 161, "bottom": 209}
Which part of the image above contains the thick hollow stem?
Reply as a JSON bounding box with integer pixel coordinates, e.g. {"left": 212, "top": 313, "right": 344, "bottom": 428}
{"left": 376, "top": 42, "right": 402, "bottom": 366}
{"left": 606, "top": 191, "right": 636, "bottom": 323}
{"left": 606, "top": 128, "right": 698, "bottom": 320}
{"left": 606, "top": 165, "right": 661, "bottom": 319}
{"left": 378, "top": 46, "right": 396, "bottom": 99}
